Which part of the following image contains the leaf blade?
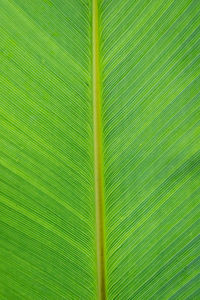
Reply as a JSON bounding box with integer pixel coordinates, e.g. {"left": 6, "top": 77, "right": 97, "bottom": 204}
{"left": 99, "top": 0, "right": 200, "bottom": 298}
{"left": 0, "top": 0, "right": 96, "bottom": 298}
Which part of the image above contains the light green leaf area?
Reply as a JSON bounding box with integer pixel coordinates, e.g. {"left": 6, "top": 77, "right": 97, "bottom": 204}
{"left": 0, "top": 0, "right": 96, "bottom": 299}
{"left": 0, "top": 0, "right": 200, "bottom": 299}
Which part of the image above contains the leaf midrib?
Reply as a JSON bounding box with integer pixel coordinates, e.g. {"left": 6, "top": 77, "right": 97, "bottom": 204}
{"left": 92, "top": 0, "right": 106, "bottom": 299}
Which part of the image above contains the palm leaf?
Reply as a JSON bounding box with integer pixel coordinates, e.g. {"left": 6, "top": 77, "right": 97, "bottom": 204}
{"left": 0, "top": 0, "right": 199, "bottom": 299}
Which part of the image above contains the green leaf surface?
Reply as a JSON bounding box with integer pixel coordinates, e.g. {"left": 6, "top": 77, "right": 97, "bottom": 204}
{"left": 0, "top": 0, "right": 199, "bottom": 299}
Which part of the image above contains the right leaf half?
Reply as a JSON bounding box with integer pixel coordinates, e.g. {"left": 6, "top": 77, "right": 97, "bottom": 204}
{"left": 100, "top": 0, "right": 200, "bottom": 298}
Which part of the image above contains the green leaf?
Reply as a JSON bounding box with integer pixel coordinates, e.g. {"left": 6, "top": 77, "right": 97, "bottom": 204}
{"left": 0, "top": 0, "right": 199, "bottom": 299}
{"left": 100, "top": 1, "right": 200, "bottom": 298}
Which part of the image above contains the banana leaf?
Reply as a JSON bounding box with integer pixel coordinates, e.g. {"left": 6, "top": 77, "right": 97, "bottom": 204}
{"left": 0, "top": 0, "right": 199, "bottom": 299}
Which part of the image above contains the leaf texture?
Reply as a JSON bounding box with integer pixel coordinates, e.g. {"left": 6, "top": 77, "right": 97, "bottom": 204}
{"left": 0, "top": 0, "right": 96, "bottom": 299}
{"left": 0, "top": 0, "right": 200, "bottom": 299}
{"left": 99, "top": 0, "right": 200, "bottom": 298}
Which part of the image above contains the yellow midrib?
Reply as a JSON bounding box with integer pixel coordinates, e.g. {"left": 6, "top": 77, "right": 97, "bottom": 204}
{"left": 92, "top": 0, "right": 106, "bottom": 299}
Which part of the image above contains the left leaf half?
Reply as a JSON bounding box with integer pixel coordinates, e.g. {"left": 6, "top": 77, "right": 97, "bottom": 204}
{"left": 0, "top": 0, "right": 96, "bottom": 299}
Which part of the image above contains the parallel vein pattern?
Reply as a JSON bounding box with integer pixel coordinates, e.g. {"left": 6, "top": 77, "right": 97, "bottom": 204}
{"left": 1, "top": 0, "right": 200, "bottom": 299}
{"left": 0, "top": 0, "right": 96, "bottom": 299}
{"left": 99, "top": 0, "right": 200, "bottom": 298}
